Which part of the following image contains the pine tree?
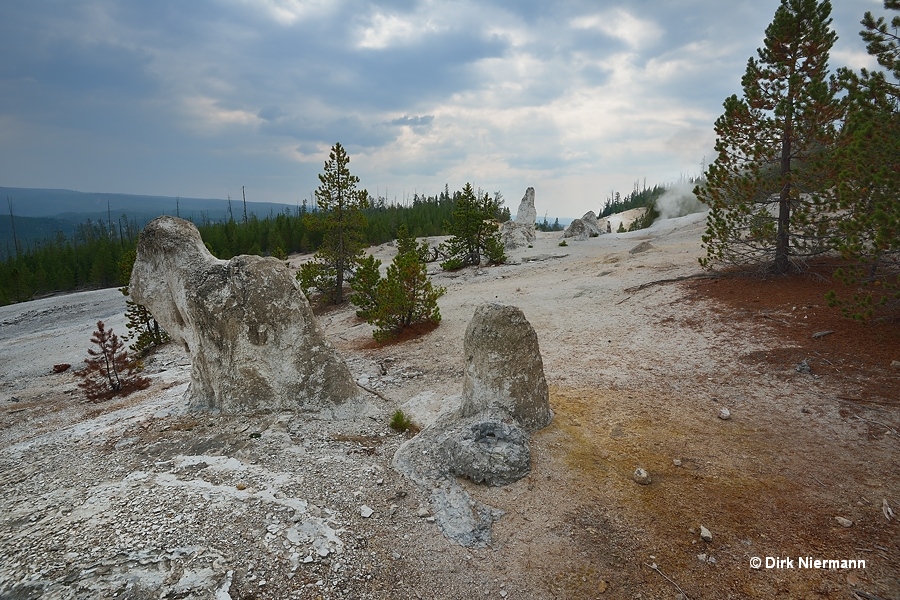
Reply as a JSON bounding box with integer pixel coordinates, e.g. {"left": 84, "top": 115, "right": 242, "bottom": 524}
{"left": 349, "top": 253, "right": 383, "bottom": 321}
{"left": 439, "top": 183, "right": 506, "bottom": 270}
{"left": 824, "top": 1, "right": 900, "bottom": 319}
{"left": 297, "top": 142, "right": 369, "bottom": 303}
{"left": 76, "top": 320, "right": 150, "bottom": 401}
{"left": 351, "top": 225, "right": 445, "bottom": 342}
{"left": 696, "top": 0, "right": 841, "bottom": 273}
{"left": 118, "top": 248, "right": 170, "bottom": 355}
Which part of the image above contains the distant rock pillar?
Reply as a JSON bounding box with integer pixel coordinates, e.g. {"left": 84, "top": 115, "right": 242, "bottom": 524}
{"left": 460, "top": 303, "right": 551, "bottom": 430}
{"left": 500, "top": 187, "right": 538, "bottom": 249}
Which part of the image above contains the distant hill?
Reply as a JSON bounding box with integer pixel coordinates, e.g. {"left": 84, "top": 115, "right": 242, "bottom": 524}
{"left": 0, "top": 186, "right": 297, "bottom": 258}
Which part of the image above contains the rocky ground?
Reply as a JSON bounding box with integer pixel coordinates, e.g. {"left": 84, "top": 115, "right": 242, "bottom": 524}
{"left": 1, "top": 212, "right": 898, "bottom": 599}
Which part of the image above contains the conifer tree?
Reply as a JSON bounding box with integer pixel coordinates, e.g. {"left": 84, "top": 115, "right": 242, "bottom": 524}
{"left": 824, "top": 1, "right": 900, "bottom": 318}
{"left": 118, "top": 248, "right": 170, "bottom": 355}
{"left": 351, "top": 225, "right": 445, "bottom": 342}
{"left": 439, "top": 183, "right": 505, "bottom": 270}
{"left": 696, "top": 0, "right": 841, "bottom": 273}
{"left": 298, "top": 142, "right": 369, "bottom": 304}
{"left": 76, "top": 320, "right": 150, "bottom": 401}
{"left": 349, "top": 253, "right": 383, "bottom": 321}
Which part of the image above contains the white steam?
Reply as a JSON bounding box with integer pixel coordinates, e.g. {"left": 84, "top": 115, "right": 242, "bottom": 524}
{"left": 655, "top": 182, "right": 706, "bottom": 220}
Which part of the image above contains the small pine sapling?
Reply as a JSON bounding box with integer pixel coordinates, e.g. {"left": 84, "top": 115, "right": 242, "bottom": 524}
{"left": 389, "top": 409, "right": 415, "bottom": 433}
{"left": 371, "top": 225, "right": 446, "bottom": 342}
{"left": 76, "top": 320, "right": 151, "bottom": 401}
{"left": 118, "top": 248, "right": 170, "bottom": 355}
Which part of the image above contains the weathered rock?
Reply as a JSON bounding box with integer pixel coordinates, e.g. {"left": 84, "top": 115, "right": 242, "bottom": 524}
{"left": 562, "top": 213, "right": 602, "bottom": 240}
{"left": 700, "top": 525, "right": 713, "bottom": 542}
{"left": 460, "top": 303, "right": 551, "bottom": 431}
{"left": 500, "top": 187, "right": 537, "bottom": 249}
{"left": 444, "top": 421, "right": 530, "bottom": 486}
{"left": 718, "top": 407, "right": 731, "bottom": 420}
{"left": 629, "top": 240, "right": 654, "bottom": 254}
{"left": 561, "top": 218, "right": 588, "bottom": 240}
{"left": 130, "top": 216, "right": 357, "bottom": 413}
{"left": 632, "top": 468, "right": 652, "bottom": 485}
{"left": 581, "top": 211, "right": 601, "bottom": 233}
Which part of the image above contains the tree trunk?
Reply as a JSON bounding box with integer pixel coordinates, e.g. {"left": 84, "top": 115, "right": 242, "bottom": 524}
{"left": 774, "top": 109, "right": 793, "bottom": 274}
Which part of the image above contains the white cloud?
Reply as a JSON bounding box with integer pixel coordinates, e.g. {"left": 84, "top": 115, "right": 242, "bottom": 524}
{"left": 357, "top": 12, "right": 437, "bottom": 49}
{"left": 181, "top": 96, "right": 262, "bottom": 134}
{"left": 571, "top": 9, "right": 663, "bottom": 49}
{"left": 228, "top": 0, "right": 335, "bottom": 26}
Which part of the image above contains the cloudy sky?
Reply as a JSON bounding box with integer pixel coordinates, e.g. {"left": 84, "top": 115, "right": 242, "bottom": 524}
{"left": 0, "top": 0, "right": 883, "bottom": 218}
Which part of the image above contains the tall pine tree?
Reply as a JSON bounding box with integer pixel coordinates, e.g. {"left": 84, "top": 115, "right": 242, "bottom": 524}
{"left": 298, "top": 142, "right": 369, "bottom": 304}
{"left": 825, "top": 1, "right": 900, "bottom": 319}
{"left": 697, "top": 0, "right": 841, "bottom": 273}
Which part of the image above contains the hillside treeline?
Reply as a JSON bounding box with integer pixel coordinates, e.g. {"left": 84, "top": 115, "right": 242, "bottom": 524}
{"left": 0, "top": 189, "right": 468, "bottom": 306}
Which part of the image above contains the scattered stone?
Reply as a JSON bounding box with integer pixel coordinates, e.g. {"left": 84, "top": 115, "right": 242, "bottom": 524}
{"left": 891, "top": 360, "right": 900, "bottom": 370}
{"left": 460, "top": 303, "right": 552, "bottom": 431}
{"left": 130, "top": 216, "right": 358, "bottom": 413}
{"left": 444, "top": 421, "right": 531, "bottom": 486}
{"left": 52, "top": 363, "right": 71, "bottom": 373}
{"left": 417, "top": 507, "right": 431, "bottom": 518}
{"left": 629, "top": 241, "right": 654, "bottom": 254}
{"left": 718, "top": 407, "right": 731, "bottom": 421}
{"left": 812, "top": 330, "right": 834, "bottom": 339}
{"left": 632, "top": 468, "right": 652, "bottom": 485}
{"left": 359, "top": 505, "right": 374, "bottom": 519}
{"left": 700, "top": 525, "right": 713, "bottom": 542}
{"left": 835, "top": 516, "right": 853, "bottom": 528}
{"left": 673, "top": 459, "right": 682, "bottom": 467}
{"left": 795, "top": 359, "right": 811, "bottom": 374}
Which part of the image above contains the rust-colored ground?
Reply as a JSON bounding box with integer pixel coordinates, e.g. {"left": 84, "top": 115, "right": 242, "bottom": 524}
{"left": 513, "top": 270, "right": 899, "bottom": 599}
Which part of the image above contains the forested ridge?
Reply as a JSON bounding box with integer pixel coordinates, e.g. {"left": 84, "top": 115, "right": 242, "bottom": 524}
{"left": 0, "top": 189, "right": 468, "bottom": 306}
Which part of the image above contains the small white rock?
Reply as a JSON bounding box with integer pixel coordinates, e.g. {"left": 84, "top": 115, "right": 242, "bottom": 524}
{"left": 835, "top": 516, "right": 853, "bottom": 528}
{"left": 632, "top": 468, "right": 652, "bottom": 485}
{"left": 700, "top": 525, "right": 713, "bottom": 542}
{"left": 360, "top": 505, "right": 374, "bottom": 518}
{"left": 718, "top": 407, "right": 731, "bottom": 420}
{"left": 673, "top": 459, "right": 682, "bottom": 467}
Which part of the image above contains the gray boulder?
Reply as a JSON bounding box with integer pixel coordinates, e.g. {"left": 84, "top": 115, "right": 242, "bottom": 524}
{"left": 460, "top": 303, "right": 551, "bottom": 431}
{"left": 444, "top": 421, "right": 530, "bottom": 486}
{"left": 129, "top": 216, "right": 357, "bottom": 413}
{"left": 562, "top": 211, "right": 602, "bottom": 240}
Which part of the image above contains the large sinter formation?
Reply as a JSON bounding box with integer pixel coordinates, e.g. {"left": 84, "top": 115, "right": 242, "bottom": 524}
{"left": 129, "top": 216, "right": 357, "bottom": 413}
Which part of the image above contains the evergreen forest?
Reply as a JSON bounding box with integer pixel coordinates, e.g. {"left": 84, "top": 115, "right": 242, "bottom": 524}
{"left": 0, "top": 188, "right": 474, "bottom": 306}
